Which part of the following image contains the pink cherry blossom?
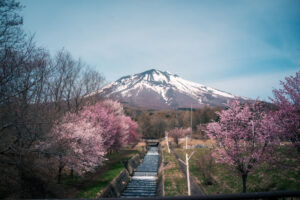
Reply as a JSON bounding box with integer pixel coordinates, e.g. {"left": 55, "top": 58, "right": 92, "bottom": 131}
{"left": 206, "top": 99, "right": 279, "bottom": 193}
{"left": 270, "top": 71, "right": 300, "bottom": 150}
{"left": 168, "top": 127, "right": 191, "bottom": 146}
{"left": 39, "top": 99, "right": 139, "bottom": 183}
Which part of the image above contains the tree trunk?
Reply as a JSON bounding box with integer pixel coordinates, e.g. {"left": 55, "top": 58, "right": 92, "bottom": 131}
{"left": 242, "top": 173, "right": 247, "bottom": 193}
{"left": 57, "top": 165, "right": 63, "bottom": 184}
{"left": 175, "top": 137, "right": 179, "bottom": 147}
{"left": 70, "top": 168, "right": 74, "bottom": 179}
{"left": 57, "top": 156, "right": 64, "bottom": 184}
{"left": 295, "top": 143, "right": 300, "bottom": 153}
{"left": 17, "top": 161, "right": 26, "bottom": 198}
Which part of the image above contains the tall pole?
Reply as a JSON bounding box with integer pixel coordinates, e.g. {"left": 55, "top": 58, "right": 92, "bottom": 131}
{"left": 188, "top": 104, "right": 193, "bottom": 195}
{"left": 178, "top": 105, "right": 195, "bottom": 196}
{"left": 179, "top": 136, "right": 195, "bottom": 196}
{"left": 176, "top": 111, "right": 178, "bottom": 127}
{"left": 188, "top": 104, "right": 192, "bottom": 195}
{"left": 166, "top": 132, "right": 170, "bottom": 153}
{"left": 186, "top": 153, "right": 191, "bottom": 196}
{"left": 191, "top": 104, "right": 193, "bottom": 141}
{"left": 185, "top": 135, "right": 188, "bottom": 150}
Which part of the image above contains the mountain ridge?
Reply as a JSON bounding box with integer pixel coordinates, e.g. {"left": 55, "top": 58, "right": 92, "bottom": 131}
{"left": 95, "top": 69, "right": 246, "bottom": 109}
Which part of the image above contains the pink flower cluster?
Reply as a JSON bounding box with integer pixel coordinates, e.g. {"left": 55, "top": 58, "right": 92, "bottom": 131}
{"left": 43, "top": 100, "right": 139, "bottom": 174}
{"left": 271, "top": 71, "right": 300, "bottom": 146}
{"left": 168, "top": 127, "right": 191, "bottom": 138}
{"left": 206, "top": 99, "right": 280, "bottom": 173}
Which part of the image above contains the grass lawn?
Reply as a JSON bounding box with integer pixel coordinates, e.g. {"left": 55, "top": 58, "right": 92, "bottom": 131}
{"left": 76, "top": 162, "right": 124, "bottom": 198}
{"left": 61, "top": 147, "right": 141, "bottom": 198}
{"left": 175, "top": 145, "right": 300, "bottom": 194}
{"left": 161, "top": 141, "right": 188, "bottom": 196}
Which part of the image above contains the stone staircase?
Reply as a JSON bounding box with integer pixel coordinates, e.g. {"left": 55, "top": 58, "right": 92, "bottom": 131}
{"left": 121, "top": 147, "right": 159, "bottom": 198}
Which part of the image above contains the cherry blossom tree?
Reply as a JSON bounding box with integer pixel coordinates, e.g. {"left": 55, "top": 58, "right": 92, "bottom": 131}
{"left": 81, "top": 100, "right": 139, "bottom": 152}
{"left": 80, "top": 102, "right": 118, "bottom": 151}
{"left": 123, "top": 116, "right": 140, "bottom": 144}
{"left": 206, "top": 99, "right": 279, "bottom": 193}
{"left": 37, "top": 100, "right": 139, "bottom": 183}
{"left": 168, "top": 127, "right": 191, "bottom": 147}
{"left": 270, "top": 71, "right": 300, "bottom": 151}
{"left": 101, "top": 99, "right": 124, "bottom": 116}
{"left": 38, "top": 112, "right": 106, "bottom": 183}
{"left": 100, "top": 100, "right": 139, "bottom": 150}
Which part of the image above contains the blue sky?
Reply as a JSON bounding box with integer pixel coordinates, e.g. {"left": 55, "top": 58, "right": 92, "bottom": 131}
{"left": 22, "top": 0, "right": 300, "bottom": 101}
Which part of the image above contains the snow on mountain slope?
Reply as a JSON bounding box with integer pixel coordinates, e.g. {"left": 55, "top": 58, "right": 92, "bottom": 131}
{"left": 96, "top": 69, "right": 246, "bottom": 109}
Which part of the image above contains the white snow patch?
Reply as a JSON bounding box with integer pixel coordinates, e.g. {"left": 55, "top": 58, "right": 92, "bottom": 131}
{"left": 152, "top": 72, "right": 169, "bottom": 83}
{"left": 91, "top": 69, "right": 242, "bottom": 103}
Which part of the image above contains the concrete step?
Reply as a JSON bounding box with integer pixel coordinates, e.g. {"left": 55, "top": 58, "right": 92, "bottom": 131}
{"left": 124, "top": 187, "right": 156, "bottom": 190}
{"left": 121, "top": 192, "right": 156, "bottom": 196}
{"left": 126, "top": 184, "right": 156, "bottom": 187}
{"left": 129, "top": 183, "right": 156, "bottom": 185}
{"left": 130, "top": 179, "right": 156, "bottom": 183}
{"left": 134, "top": 172, "right": 157, "bottom": 175}
{"left": 126, "top": 185, "right": 156, "bottom": 188}
{"left": 123, "top": 189, "right": 156, "bottom": 193}
{"left": 128, "top": 182, "right": 156, "bottom": 185}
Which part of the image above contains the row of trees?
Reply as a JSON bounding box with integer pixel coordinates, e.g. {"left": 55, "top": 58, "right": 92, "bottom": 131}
{"left": 137, "top": 112, "right": 167, "bottom": 139}
{"left": 0, "top": 1, "right": 140, "bottom": 198}
{"left": 205, "top": 71, "right": 299, "bottom": 193}
{"left": 124, "top": 106, "right": 220, "bottom": 139}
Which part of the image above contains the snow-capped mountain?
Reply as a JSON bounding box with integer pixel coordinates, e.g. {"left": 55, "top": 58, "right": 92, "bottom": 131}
{"left": 96, "top": 69, "right": 245, "bottom": 109}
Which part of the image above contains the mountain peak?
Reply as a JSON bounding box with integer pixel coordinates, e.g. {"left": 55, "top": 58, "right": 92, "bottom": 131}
{"left": 144, "top": 69, "right": 160, "bottom": 74}
{"left": 128, "top": 69, "right": 174, "bottom": 84}
{"left": 97, "top": 69, "right": 245, "bottom": 109}
{"left": 142, "top": 69, "right": 173, "bottom": 76}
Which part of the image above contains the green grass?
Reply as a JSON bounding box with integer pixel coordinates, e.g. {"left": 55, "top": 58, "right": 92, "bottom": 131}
{"left": 175, "top": 146, "right": 300, "bottom": 194}
{"left": 60, "top": 149, "right": 139, "bottom": 198}
{"left": 175, "top": 148, "right": 239, "bottom": 194}
{"left": 77, "top": 150, "right": 139, "bottom": 198}
{"left": 77, "top": 162, "right": 124, "bottom": 198}
{"left": 107, "top": 149, "right": 139, "bottom": 161}
{"left": 162, "top": 145, "right": 188, "bottom": 196}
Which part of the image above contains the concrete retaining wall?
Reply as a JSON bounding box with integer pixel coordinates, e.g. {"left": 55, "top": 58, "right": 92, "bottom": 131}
{"left": 98, "top": 169, "right": 130, "bottom": 198}
{"left": 125, "top": 154, "right": 140, "bottom": 175}
{"left": 156, "top": 144, "right": 164, "bottom": 196}
{"left": 99, "top": 153, "right": 143, "bottom": 198}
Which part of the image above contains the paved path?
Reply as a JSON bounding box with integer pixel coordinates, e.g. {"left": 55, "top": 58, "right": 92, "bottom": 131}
{"left": 121, "top": 147, "right": 159, "bottom": 198}
{"left": 170, "top": 145, "right": 203, "bottom": 196}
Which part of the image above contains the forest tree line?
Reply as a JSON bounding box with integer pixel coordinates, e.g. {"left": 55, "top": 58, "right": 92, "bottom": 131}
{"left": 125, "top": 105, "right": 222, "bottom": 139}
